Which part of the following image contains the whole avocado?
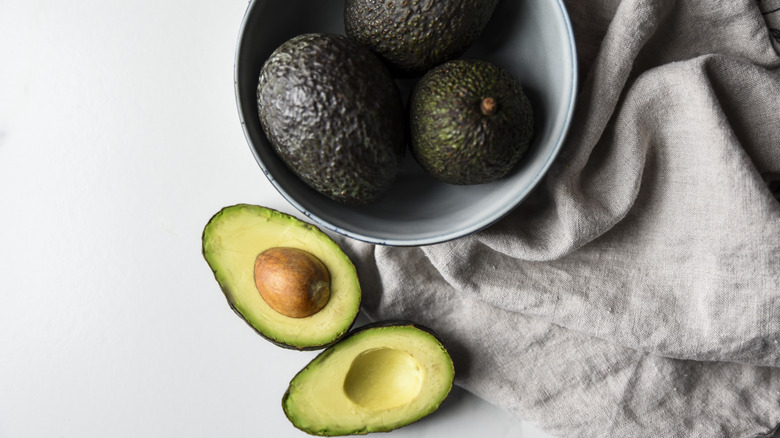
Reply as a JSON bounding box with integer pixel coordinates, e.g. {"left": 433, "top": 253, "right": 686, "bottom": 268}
{"left": 257, "top": 33, "right": 405, "bottom": 205}
{"left": 344, "top": 0, "right": 500, "bottom": 76}
{"left": 409, "top": 59, "right": 534, "bottom": 185}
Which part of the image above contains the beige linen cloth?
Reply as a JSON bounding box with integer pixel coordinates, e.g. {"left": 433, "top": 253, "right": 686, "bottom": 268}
{"left": 339, "top": 0, "right": 780, "bottom": 436}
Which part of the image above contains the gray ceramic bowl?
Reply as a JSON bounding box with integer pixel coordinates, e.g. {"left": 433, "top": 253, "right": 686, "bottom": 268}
{"left": 235, "top": 0, "right": 577, "bottom": 246}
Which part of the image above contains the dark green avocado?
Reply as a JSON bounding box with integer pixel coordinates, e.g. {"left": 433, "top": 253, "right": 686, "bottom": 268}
{"left": 344, "top": 0, "right": 499, "bottom": 76}
{"left": 283, "top": 321, "right": 455, "bottom": 436}
{"left": 409, "top": 59, "right": 534, "bottom": 185}
{"left": 257, "top": 33, "right": 405, "bottom": 205}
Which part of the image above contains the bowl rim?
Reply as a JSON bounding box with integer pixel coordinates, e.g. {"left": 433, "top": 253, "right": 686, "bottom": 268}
{"left": 233, "top": 0, "right": 579, "bottom": 246}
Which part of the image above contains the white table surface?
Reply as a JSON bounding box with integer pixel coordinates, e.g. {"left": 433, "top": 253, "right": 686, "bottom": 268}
{"left": 0, "top": 1, "right": 556, "bottom": 437}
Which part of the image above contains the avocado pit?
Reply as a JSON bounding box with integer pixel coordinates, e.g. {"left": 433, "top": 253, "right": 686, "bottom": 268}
{"left": 254, "top": 247, "right": 331, "bottom": 318}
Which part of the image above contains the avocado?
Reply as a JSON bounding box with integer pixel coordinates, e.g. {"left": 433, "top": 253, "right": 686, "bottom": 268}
{"left": 283, "top": 321, "right": 455, "bottom": 436}
{"left": 202, "top": 204, "right": 361, "bottom": 350}
{"left": 409, "top": 59, "right": 534, "bottom": 185}
{"left": 344, "top": 0, "right": 500, "bottom": 76}
{"left": 257, "top": 33, "right": 405, "bottom": 206}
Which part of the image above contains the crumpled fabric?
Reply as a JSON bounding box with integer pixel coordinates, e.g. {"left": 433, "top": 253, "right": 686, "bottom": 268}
{"left": 338, "top": 0, "right": 780, "bottom": 436}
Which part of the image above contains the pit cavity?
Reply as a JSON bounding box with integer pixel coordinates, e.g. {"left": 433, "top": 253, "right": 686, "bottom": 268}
{"left": 343, "top": 347, "right": 423, "bottom": 411}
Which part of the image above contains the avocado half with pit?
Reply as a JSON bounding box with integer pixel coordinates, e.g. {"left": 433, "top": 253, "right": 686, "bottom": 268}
{"left": 283, "top": 321, "right": 455, "bottom": 436}
{"left": 202, "top": 204, "right": 361, "bottom": 350}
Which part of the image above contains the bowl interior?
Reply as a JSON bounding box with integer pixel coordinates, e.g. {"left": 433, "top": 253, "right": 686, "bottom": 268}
{"left": 235, "top": 0, "right": 577, "bottom": 246}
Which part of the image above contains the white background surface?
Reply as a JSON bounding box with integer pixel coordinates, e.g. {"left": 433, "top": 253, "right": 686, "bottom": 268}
{"left": 0, "top": 1, "right": 556, "bottom": 437}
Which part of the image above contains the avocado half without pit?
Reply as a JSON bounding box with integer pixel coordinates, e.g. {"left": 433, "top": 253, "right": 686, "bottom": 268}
{"left": 283, "top": 322, "right": 455, "bottom": 436}
{"left": 202, "top": 204, "right": 361, "bottom": 350}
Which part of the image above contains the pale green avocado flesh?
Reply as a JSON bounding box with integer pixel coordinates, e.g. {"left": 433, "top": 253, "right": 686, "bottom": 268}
{"left": 283, "top": 322, "right": 455, "bottom": 436}
{"left": 202, "top": 204, "right": 361, "bottom": 350}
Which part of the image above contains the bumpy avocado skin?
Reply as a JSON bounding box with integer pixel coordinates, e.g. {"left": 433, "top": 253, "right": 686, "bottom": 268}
{"left": 344, "top": 0, "right": 499, "bottom": 76}
{"left": 409, "top": 59, "right": 534, "bottom": 185}
{"left": 257, "top": 33, "right": 405, "bottom": 206}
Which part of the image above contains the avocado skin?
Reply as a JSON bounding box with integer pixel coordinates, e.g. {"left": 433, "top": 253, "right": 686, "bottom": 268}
{"left": 409, "top": 59, "right": 534, "bottom": 185}
{"left": 257, "top": 33, "right": 405, "bottom": 206}
{"left": 344, "top": 0, "right": 499, "bottom": 76}
{"left": 201, "top": 204, "right": 361, "bottom": 351}
{"left": 282, "top": 321, "right": 454, "bottom": 435}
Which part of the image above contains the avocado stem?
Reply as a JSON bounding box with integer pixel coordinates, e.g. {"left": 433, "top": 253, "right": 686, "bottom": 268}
{"left": 480, "top": 97, "right": 497, "bottom": 116}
